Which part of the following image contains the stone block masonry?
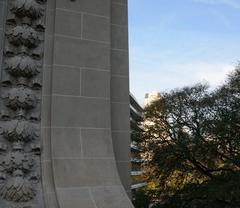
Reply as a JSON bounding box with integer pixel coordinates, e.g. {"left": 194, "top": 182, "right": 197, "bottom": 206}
{"left": 0, "top": 0, "right": 134, "bottom": 207}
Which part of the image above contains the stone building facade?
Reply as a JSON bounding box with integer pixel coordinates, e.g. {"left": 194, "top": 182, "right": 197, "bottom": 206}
{"left": 0, "top": 0, "right": 134, "bottom": 208}
{"left": 130, "top": 94, "right": 147, "bottom": 201}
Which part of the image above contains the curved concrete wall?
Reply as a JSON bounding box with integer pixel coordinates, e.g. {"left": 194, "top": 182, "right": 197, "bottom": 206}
{"left": 41, "top": 0, "right": 133, "bottom": 208}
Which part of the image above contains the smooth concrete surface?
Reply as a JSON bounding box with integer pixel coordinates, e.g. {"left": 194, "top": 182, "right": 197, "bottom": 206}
{"left": 40, "top": 0, "right": 133, "bottom": 208}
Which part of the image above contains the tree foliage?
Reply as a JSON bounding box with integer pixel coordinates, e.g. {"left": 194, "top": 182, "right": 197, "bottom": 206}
{"left": 142, "top": 66, "right": 240, "bottom": 207}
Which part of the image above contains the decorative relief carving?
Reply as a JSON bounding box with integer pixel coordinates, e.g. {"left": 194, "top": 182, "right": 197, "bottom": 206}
{"left": 0, "top": 169, "right": 36, "bottom": 202}
{"left": 6, "top": 25, "right": 41, "bottom": 48}
{"left": 10, "top": 205, "right": 32, "bottom": 208}
{"left": 0, "top": 110, "right": 11, "bottom": 121}
{"left": 30, "top": 78, "right": 42, "bottom": 90}
{"left": 10, "top": 0, "right": 45, "bottom": 19}
{"left": 0, "top": 120, "right": 39, "bottom": 143}
{"left": 3, "top": 87, "right": 37, "bottom": 110}
{"left": 4, "top": 42, "right": 43, "bottom": 59}
{"left": 0, "top": 152, "right": 34, "bottom": 173}
{"left": 0, "top": 143, "right": 8, "bottom": 152}
{"left": 1, "top": 75, "right": 42, "bottom": 89}
{"left": 0, "top": 0, "right": 46, "bottom": 206}
{"left": 30, "top": 143, "right": 40, "bottom": 155}
{"left": 1, "top": 75, "right": 13, "bottom": 87}
{"left": 5, "top": 56, "right": 40, "bottom": 77}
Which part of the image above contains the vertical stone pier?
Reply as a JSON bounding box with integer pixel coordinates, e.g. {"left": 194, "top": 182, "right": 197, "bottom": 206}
{"left": 0, "top": 0, "right": 133, "bottom": 208}
{"left": 0, "top": 0, "right": 46, "bottom": 207}
{"left": 111, "top": 0, "right": 132, "bottom": 198}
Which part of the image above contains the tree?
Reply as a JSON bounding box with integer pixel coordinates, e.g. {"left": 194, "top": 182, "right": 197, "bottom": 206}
{"left": 142, "top": 66, "right": 240, "bottom": 207}
{"left": 133, "top": 190, "right": 151, "bottom": 208}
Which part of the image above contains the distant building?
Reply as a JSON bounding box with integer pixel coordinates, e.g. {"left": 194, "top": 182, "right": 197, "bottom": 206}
{"left": 129, "top": 94, "right": 147, "bottom": 201}
{"left": 129, "top": 92, "right": 161, "bottom": 203}
{"left": 144, "top": 92, "right": 161, "bottom": 107}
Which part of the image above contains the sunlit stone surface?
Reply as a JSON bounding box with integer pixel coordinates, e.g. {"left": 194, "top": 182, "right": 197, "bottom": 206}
{"left": 0, "top": 0, "right": 133, "bottom": 207}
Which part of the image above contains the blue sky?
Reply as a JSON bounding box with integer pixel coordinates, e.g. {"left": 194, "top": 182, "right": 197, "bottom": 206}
{"left": 128, "top": 0, "right": 240, "bottom": 104}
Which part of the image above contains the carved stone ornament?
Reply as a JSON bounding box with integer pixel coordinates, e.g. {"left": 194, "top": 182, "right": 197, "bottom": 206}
{"left": 3, "top": 87, "right": 37, "bottom": 110}
{"left": 10, "top": 205, "right": 32, "bottom": 208}
{"left": 4, "top": 42, "right": 43, "bottom": 59}
{"left": 0, "top": 143, "right": 8, "bottom": 152}
{"left": 0, "top": 0, "right": 46, "bottom": 206}
{"left": 0, "top": 120, "right": 40, "bottom": 143}
{"left": 5, "top": 56, "right": 40, "bottom": 77}
{"left": 6, "top": 25, "right": 40, "bottom": 48}
{"left": 10, "top": 0, "right": 45, "bottom": 19}
{"left": 0, "top": 170, "right": 36, "bottom": 202}
{"left": 0, "top": 152, "right": 34, "bottom": 173}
